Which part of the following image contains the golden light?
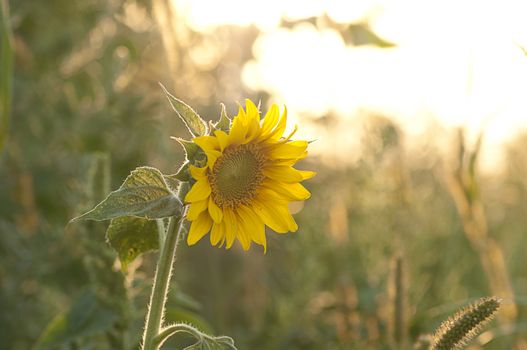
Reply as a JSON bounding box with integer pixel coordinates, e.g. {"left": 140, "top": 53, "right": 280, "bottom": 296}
{"left": 172, "top": 0, "right": 527, "bottom": 171}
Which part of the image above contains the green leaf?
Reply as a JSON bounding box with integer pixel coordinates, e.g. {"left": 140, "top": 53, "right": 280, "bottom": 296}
{"left": 187, "top": 334, "right": 237, "bottom": 350}
{"left": 347, "top": 23, "right": 396, "bottom": 48}
{"left": 33, "top": 288, "right": 118, "bottom": 350}
{"left": 163, "top": 172, "right": 181, "bottom": 192}
{"left": 106, "top": 216, "right": 160, "bottom": 270}
{"left": 215, "top": 103, "right": 231, "bottom": 132}
{"left": 171, "top": 162, "right": 191, "bottom": 182}
{"left": 153, "top": 323, "right": 237, "bottom": 350}
{"left": 160, "top": 83, "right": 207, "bottom": 137}
{"left": 71, "top": 166, "right": 182, "bottom": 222}
{"left": 172, "top": 137, "right": 201, "bottom": 160}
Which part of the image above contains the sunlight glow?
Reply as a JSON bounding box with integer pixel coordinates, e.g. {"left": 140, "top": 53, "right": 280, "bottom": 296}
{"left": 172, "top": 0, "right": 527, "bottom": 171}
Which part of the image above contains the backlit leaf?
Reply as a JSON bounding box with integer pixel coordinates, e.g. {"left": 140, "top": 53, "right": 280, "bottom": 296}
{"left": 106, "top": 216, "right": 160, "bottom": 270}
{"left": 214, "top": 103, "right": 231, "bottom": 132}
{"left": 160, "top": 83, "right": 207, "bottom": 137}
{"left": 71, "top": 166, "right": 182, "bottom": 222}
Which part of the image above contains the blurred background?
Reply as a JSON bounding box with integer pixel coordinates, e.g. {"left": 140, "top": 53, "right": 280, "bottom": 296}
{"left": 2, "top": 0, "right": 527, "bottom": 349}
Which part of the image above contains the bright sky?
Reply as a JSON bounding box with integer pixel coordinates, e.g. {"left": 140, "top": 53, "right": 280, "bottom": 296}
{"left": 172, "top": 0, "right": 527, "bottom": 171}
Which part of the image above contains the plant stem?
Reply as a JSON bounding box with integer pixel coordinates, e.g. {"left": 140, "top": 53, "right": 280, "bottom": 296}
{"left": 142, "top": 184, "right": 188, "bottom": 350}
{"left": 1, "top": 0, "right": 13, "bottom": 153}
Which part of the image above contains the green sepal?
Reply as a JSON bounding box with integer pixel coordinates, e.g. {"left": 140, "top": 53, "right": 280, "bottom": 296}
{"left": 106, "top": 216, "right": 160, "bottom": 271}
{"left": 160, "top": 83, "right": 207, "bottom": 137}
{"left": 70, "top": 166, "right": 182, "bottom": 222}
{"left": 172, "top": 137, "right": 201, "bottom": 160}
{"left": 347, "top": 23, "right": 396, "bottom": 47}
{"left": 215, "top": 103, "right": 231, "bottom": 132}
{"left": 208, "top": 120, "right": 217, "bottom": 133}
{"left": 171, "top": 162, "right": 191, "bottom": 182}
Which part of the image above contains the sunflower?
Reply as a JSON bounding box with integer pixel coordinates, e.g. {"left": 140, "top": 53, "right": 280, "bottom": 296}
{"left": 184, "top": 99, "right": 315, "bottom": 251}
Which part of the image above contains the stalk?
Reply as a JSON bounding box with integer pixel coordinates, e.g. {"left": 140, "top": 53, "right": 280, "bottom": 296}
{"left": 142, "top": 183, "right": 188, "bottom": 350}
{"left": 1, "top": 0, "right": 13, "bottom": 152}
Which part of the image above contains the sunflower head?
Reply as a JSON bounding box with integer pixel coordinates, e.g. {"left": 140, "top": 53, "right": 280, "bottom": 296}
{"left": 184, "top": 99, "right": 315, "bottom": 251}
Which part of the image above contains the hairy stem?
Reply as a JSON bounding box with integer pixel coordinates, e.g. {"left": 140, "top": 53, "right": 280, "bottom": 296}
{"left": 1, "top": 0, "right": 13, "bottom": 153}
{"left": 142, "top": 184, "right": 188, "bottom": 350}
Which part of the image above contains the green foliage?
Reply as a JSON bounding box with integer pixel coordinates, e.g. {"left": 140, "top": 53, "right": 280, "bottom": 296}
{"left": 213, "top": 103, "right": 231, "bottom": 132}
{"left": 173, "top": 162, "right": 192, "bottom": 182}
{"left": 174, "top": 137, "right": 201, "bottom": 161}
{"left": 106, "top": 216, "right": 160, "bottom": 270}
{"left": 0, "top": 0, "right": 12, "bottom": 152}
{"left": 72, "top": 166, "right": 182, "bottom": 222}
{"left": 347, "top": 23, "right": 396, "bottom": 47}
{"left": 3, "top": 0, "right": 527, "bottom": 349}
{"left": 154, "top": 323, "right": 237, "bottom": 350}
{"left": 33, "top": 289, "right": 119, "bottom": 350}
{"left": 160, "top": 83, "right": 208, "bottom": 137}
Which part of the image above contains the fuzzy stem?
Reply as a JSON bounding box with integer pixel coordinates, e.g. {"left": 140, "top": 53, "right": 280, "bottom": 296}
{"left": 142, "top": 183, "right": 189, "bottom": 350}
{"left": 1, "top": 0, "right": 13, "bottom": 153}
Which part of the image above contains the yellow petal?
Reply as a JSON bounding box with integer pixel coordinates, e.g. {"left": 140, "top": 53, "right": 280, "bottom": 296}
{"left": 256, "top": 187, "right": 288, "bottom": 203}
{"left": 252, "top": 200, "right": 288, "bottom": 233}
{"left": 223, "top": 208, "right": 238, "bottom": 249}
{"left": 187, "top": 199, "right": 208, "bottom": 221}
{"left": 283, "top": 207, "right": 298, "bottom": 232}
{"left": 185, "top": 179, "right": 211, "bottom": 203}
{"left": 245, "top": 119, "right": 261, "bottom": 143}
{"left": 273, "top": 157, "right": 303, "bottom": 166}
{"left": 189, "top": 165, "right": 207, "bottom": 180}
{"left": 268, "top": 106, "right": 287, "bottom": 140}
{"left": 262, "top": 180, "right": 311, "bottom": 201}
{"left": 238, "top": 205, "right": 266, "bottom": 252}
{"left": 263, "top": 165, "right": 304, "bottom": 183}
{"left": 205, "top": 149, "right": 222, "bottom": 168}
{"left": 244, "top": 100, "right": 261, "bottom": 139}
{"left": 245, "top": 99, "right": 259, "bottom": 121}
{"left": 234, "top": 210, "right": 252, "bottom": 251}
{"left": 210, "top": 221, "right": 225, "bottom": 246}
{"left": 281, "top": 125, "right": 298, "bottom": 142}
{"left": 268, "top": 141, "right": 308, "bottom": 160}
{"left": 214, "top": 130, "right": 230, "bottom": 151}
{"left": 299, "top": 170, "right": 316, "bottom": 180}
{"left": 208, "top": 197, "right": 223, "bottom": 223}
{"left": 187, "top": 211, "right": 213, "bottom": 245}
{"left": 235, "top": 103, "right": 247, "bottom": 122}
{"left": 260, "top": 104, "right": 279, "bottom": 135}
{"left": 255, "top": 189, "right": 298, "bottom": 232}
{"left": 193, "top": 135, "right": 219, "bottom": 153}
{"left": 228, "top": 110, "right": 247, "bottom": 145}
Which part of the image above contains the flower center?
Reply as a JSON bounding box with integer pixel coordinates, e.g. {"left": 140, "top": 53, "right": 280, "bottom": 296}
{"left": 208, "top": 143, "right": 266, "bottom": 208}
